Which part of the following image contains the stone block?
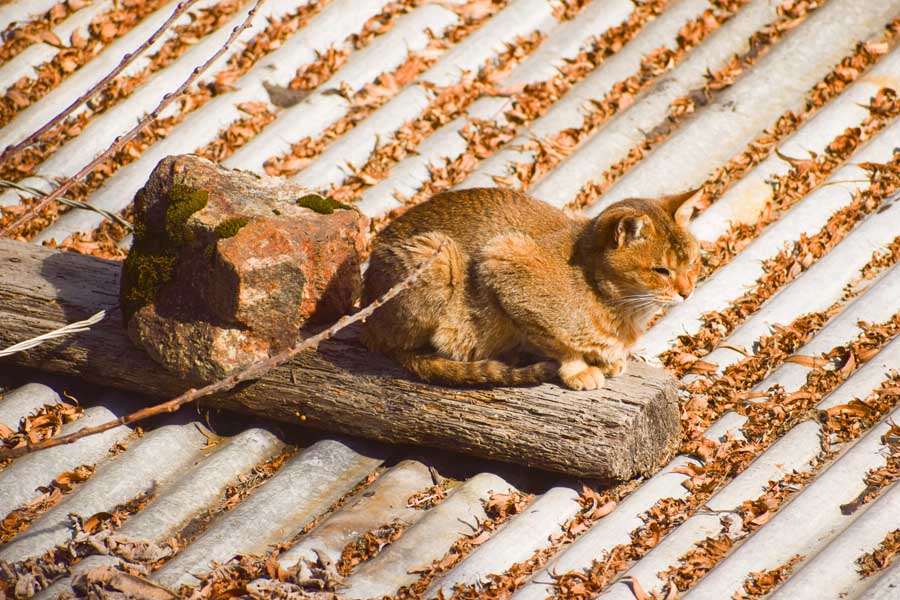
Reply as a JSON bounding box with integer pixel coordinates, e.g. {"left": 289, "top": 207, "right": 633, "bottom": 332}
{"left": 121, "top": 155, "right": 367, "bottom": 383}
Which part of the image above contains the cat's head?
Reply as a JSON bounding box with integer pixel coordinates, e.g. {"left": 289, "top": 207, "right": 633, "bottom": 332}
{"left": 590, "top": 189, "right": 701, "bottom": 309}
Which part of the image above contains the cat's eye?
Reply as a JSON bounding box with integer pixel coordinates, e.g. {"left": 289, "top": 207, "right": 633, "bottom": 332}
{"left": 653, "top": 267, "right": 671, "bottom": 277}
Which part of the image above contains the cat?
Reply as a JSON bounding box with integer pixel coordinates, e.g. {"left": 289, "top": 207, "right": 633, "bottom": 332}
{"left": 360, "top": 187, "right": 700, "bottom": 390}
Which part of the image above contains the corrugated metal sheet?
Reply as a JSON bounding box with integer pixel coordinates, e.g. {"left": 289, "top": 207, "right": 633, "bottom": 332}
{"left": 2, "top": 0, "right": 900, "bottom": 598}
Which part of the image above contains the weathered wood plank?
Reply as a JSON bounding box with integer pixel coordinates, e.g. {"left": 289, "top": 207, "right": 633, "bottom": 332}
{"left": 0, "top": 240, "right": 680, "bottom": 480}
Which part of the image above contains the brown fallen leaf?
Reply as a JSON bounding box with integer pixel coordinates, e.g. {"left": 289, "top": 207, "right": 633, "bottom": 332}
{"left": 484, "top": 491, "right": 531, "bottom": 518}
{"left": 628, "top": 575, "right": 651, "bottom": 600}
{"left": 72, "top": 566, "right": 175, "bottom": 600}
{"left": 883, "top": 419, "right": 900, "bottom": 443}
{"left": 53, "top": 464, "right": 95, "bottom": 491}
{"left": 717, "top": 343, "right": 749, "bottom": 356}
{"left": 7, "top": 89, "right": 29, "bottom": 108}
{"left": 840, "top": 351, "right": 857, "bottom": 376}
{"left": 262, "top": 80, "right": 311, "bottom": 108}
{"left": 785, "top": 354, "right": 829, "bottom": 368}
{"left": 672, "top": 463, "right": 704, "bottom": 477}
{"left": 865, "top": 41, "right": 890, "bottom": 55}
{"left": 750, "top": 510, "right": 774, "bottom": 527}
{"left": 99, "top": 21, "right": 117, "bottom": 41}
{"left": 688, "top": 359, "right": 718, "bottom": 374}
{"left": 83, "top": 511, "right": 114, "bottom": 534}
{"left": 442, "top": 0, "right": 497, "bottom": 20}
{"left": 39, "top": 30, "right": 63, "bottom": 48}
{"left": 586, "top": 499, "right": 617, "bottom": 520}
{"left": 237, "top": 100, "right": 270, "bottom": 115}
{"left": 825, "top": 401, "right": 873, "bottom": 418}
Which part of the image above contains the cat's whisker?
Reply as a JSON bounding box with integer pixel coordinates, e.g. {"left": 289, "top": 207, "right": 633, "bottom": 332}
{"left": 610, "top": 300, "right": 647, "bottom": 311}
{"left": 608, "top": 294, "right": 659, "bottom": 307}
{"left": 619, "top": 299, "right": 661, "bottom": 313}
{"left": 613, "top": 294, "right": 667, "bottom": 307}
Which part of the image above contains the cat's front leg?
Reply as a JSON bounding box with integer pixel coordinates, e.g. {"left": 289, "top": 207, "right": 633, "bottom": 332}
{"left": 478, "top": 232, "right": 614, "bottom": 391}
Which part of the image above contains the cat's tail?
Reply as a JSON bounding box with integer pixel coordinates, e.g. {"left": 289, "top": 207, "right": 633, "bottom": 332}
{"left": 398, "top": 352, "right": 558, "bottom": 386}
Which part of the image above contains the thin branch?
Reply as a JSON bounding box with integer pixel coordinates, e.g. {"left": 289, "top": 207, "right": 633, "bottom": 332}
{"left": 0, "top": 240, "right": 445, "bottom": 460}
{"left": 0, "top": 0, "right": 204, "bottom": 162}
{"left": 0, "top": 311, "right": 105, "bottom": 358}
{"left": 0, "top": 0, "right": 266, "bottom": 239}
{"left": 0, "top": 179, "right": 133, "bottom": 230}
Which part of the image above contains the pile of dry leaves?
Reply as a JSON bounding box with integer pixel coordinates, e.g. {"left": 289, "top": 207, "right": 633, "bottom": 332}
{"left": 0, "top": 0, "right": 89, "bottom": 63}
{"left": 0, "top": 0, "right": 327, "bottom": 243}
{"left": 263, "top": 0, "right": 510, "bottom": 179}
{"left": 0, "top": 0, "right": 170, "bottom": 128}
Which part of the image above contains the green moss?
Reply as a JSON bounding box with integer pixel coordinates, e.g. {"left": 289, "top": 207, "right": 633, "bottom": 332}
{"left": 214, "top": 217, "right": 249, "bottom": 239}
{"left": 132, "top": 217, "right": 146, "bottom": 242}
{"left": 296, "top": 193, "right": 352, "bottom": 214}
{"left": 120, "top": 184, "right": 208, "bottom": 322}
{"left": 120, "top": 251, "right": 177, "bottom": 322}
{"left": 166, "top": 184, "right": 208, "bottom": 244}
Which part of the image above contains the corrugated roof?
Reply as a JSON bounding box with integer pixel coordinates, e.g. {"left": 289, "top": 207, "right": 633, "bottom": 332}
{"left": 2, "top": 0, "right": 900, "bottom": 598}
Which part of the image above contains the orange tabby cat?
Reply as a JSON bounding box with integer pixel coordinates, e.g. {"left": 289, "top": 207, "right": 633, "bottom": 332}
{"left": 361, "top": 187, "right": 700, "bottom": 390}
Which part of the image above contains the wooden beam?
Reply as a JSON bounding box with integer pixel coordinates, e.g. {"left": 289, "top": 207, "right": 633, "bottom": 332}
{"left": 0, "top": 240, "right": 680, "bottom": 480}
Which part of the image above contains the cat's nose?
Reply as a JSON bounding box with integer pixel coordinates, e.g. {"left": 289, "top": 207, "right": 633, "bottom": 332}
{"left": 675, "top": 275, "right": 693, "bottom": 300}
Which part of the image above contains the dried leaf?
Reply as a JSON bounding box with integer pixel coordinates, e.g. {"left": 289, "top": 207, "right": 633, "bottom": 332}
{"left": 7, "top": 89, "right": 29, "bottom": 108}
{"left": 785, "top": 354, "right": 829, "bottom": 368}
{"left": 688, "top": 359, "right": 718, "bottom": 374}
{"left": 39, "top": 30, "right": 63, "bottom": 48}
{"left": 628, "top": 576, "right": 651, "bottom": 600}
{"left": 586, "top": 499, "right": 617, "bottom": 520}
{"left": 237, "top": 101, "right": 270, "bottom": 115}
{"left": 54, "top": 465, "right": 95, "bottom": 491}
{"left": 666, "top": 582, "right": 680, "bottom": 599}
{"left": 59, "top": 57, "right": 78, "bottom": 73}
{"left": 84, "top": 511, "right": 113, "bottom": 534}
{"left": 865, "top": 41, "right": 890, "bottom": 55}
{"left": 99, "top": 21, "right": 117, "bottom": 41}
{"left": 262, "top": 81, "right": 311, "bottom": 108}
{"left": 825, "top": 401, "right": 873, "bottom": 418}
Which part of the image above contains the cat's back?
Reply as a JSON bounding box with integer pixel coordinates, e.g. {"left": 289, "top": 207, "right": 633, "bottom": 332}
{"left": 375, "top": 187, "right": 573, "bottom": 252}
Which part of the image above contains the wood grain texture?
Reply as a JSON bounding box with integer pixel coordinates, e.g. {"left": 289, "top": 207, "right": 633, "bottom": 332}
{"left": 0, "top": 240, "right": 680, "bottom": 480}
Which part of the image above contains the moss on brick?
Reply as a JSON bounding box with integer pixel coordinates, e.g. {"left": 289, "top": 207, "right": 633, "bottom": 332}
{"left": 296, "top": 193, "right": 352, "bottom": 214}
{"left": 166, "top": 184, "right": 208, "bottom": 244}
{"left": 120, "top": 251, "right": 177, "bottom": 322}
{"left": 214, "top": 217, "right": 249, "bottom": 239}
{"left": 121, "top": 183, "right": 209, "bottom": 322}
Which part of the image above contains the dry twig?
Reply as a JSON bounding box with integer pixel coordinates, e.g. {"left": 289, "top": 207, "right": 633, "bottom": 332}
{"left": 0, "top": 0, "right": 204, "bottom": 162}
{"left": 0, "top": 239, "right": 445, "bottom": 460}
{"left": 0, "top": 0, "right": 266, "bottom": 239}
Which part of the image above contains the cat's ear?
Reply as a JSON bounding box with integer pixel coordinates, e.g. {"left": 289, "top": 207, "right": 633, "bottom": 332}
{"left": 614, "top": 213, "right": 651, "bottom": 248}
{"left": 658, "top": 188, "right": 702, "bottom": 227}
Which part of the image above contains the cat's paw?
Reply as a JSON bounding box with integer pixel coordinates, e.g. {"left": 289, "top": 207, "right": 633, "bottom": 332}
{"left": 601, "top": 358, "right": 627, "bottom": 378}
{"left": 584, "top": 353, "right": 627, "bottom": 378}
{"left": 560, "top": 365, "right": 605, "bottom": 391}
